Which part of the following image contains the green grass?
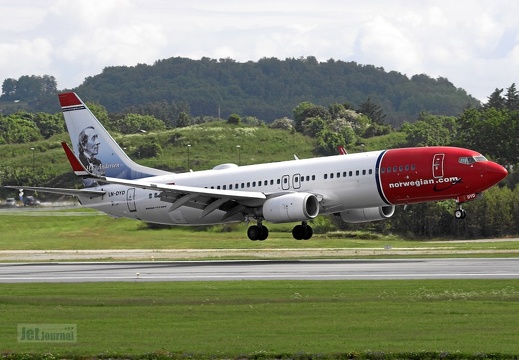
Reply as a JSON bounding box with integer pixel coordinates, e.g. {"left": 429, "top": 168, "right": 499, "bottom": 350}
{"left": 1, "top": 280, "right": 518, "bottom": 356}
{"left": 1, "top": 208, "right": 519, "bottom": 253}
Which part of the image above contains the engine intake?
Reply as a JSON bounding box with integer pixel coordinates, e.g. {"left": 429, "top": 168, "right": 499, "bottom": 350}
{"left": 262, "top": 193, "right": 319, "bottom": 223}
{"left": 339, "top": 205, "right": 395, "bottom": 223}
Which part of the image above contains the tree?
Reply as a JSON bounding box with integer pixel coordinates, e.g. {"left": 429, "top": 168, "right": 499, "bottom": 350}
{"left": 484, "top": 88, "right": 505, "bottom": 110}
{"left": 1, "top": 78, "right": 17, "bottom": 100}
{"left": 357, "top": 97, "right": 387, "bottom": 125}
{"left": 0, "top": 113, "right": 42, "bottom": 144}
{"left": 227, "top": 113, "right": 241, "bottom": 125}
{"left": 293, "top": 101, "right": 319, "bottom": 131}
{"left": 505, "top": 83, "right": 519, "bottom": 111}
{"left": 2, "top": 75, "right": 57, "bottom": 101}
{"left": 269, "top": 117, "right": 294, "bottom": 131}
{"left": 176, "top": 112, "right": 191, "bottom": 127}
{"left": 402, "top": 112, "right": 457, "bottom": 147}
{"left": 32, "top": 113, "right": 65, "bottom": 138}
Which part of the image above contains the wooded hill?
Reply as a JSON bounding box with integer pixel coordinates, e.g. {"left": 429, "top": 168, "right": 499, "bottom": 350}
{"left": 17, "top": 56, "right": 474, "bottom": 126}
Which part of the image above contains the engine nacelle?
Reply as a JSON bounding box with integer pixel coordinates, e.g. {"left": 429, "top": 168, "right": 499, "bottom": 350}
{"left": 339, "top": 205, "right": 395, "bottom": 223}
{"left": 262, "top": 193, "right": 319, "bottom": 223}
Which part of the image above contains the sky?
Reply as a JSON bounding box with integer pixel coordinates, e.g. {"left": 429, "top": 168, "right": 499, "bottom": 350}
{"left": 1, "top": 0, "right": 518, "bottom": 102}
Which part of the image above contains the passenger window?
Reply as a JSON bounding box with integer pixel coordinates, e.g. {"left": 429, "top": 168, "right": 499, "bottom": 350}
{"left": 277, "top": 179, "right": 281, "bottom": 185}
{"left": 362, "top": 170, "right": 366, "bottom": 175}
{"left": 356, "top": 170, "right": 359, "bottom": 176}
{"left": 405, "top": 165, "right": 409, "bottom": 171}
{"left": 369, "top": 169, "right": 373, "bottom": 175}
{"left": 324, "top": 174, "right": 328, "bottom": 179}
{"left": 312, "top": 175, "right": 315, "bottom": 180}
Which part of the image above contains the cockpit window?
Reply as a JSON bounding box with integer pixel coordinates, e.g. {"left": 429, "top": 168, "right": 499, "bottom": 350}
{"left": 459, "top": 156, "right": 487, "bottom": 165}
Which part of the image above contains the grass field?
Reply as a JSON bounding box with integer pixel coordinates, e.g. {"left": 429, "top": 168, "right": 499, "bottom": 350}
{"left": 1, "top": 208, "right": 519, "bottom": 254}
{"left": 1, "top": 208, "right": 518, "bottom": 358}
{"left": 1, "top": 280, "right": 518, "bottom": 356}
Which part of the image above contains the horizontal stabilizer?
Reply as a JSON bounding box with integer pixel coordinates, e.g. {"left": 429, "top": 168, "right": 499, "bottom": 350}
{"left": 4, "top": 186, "right": 105, "bottom": 197}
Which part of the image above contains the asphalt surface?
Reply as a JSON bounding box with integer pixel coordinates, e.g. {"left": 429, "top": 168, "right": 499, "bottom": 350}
{"left": 0, "top": 258, "right": 518, "bottom": 283}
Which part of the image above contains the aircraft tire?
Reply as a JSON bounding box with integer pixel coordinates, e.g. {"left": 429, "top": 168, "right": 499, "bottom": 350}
{"left": 247, "top": 225, "right": 261, "bottom": 241}
{"left": 455, "top": 209, "right": 467, "bottom": 219}
{"left": 258, "top": 226, "right": 269, "bottom": 241}
{"left": 303, "top": 225, "right": 313, "bottom": 240}
{"left": 293, "top": 223, "right": 313, "bottom": 240}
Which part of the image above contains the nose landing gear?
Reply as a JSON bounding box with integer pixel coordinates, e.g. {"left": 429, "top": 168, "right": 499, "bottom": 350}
{"left": 454, "top": 206, "right": 467, "bottom": 219}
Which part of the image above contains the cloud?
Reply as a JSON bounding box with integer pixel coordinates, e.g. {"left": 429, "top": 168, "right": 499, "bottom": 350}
{"left": 0, "top": 0, "right": 518, "bottom": 101}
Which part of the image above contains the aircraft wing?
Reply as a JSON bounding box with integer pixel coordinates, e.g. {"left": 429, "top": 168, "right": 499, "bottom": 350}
{"left": 60, "top": 141, "right": 266, "bottom": 216}
{"left": 4, "top": 186, "right": 106, "bottom": 197}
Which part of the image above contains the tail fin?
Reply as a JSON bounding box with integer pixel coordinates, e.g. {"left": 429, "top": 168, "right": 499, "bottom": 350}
{"left": 58, "top": 92, "right": 170, "bottom": 187}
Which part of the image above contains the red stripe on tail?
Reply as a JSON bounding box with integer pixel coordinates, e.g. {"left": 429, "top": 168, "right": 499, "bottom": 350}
{"left": 58, "top": 92, "right": 82, "bottom": 107}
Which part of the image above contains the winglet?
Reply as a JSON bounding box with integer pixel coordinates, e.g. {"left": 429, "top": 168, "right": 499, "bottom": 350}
{"left": 61, "top": 141, "right": 91, "bottom": 177}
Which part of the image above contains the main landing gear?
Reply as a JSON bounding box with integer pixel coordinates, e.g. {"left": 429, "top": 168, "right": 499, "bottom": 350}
{"left": 292, "top": 221, "right": 313, "bottom": 240}
{"left": 247, "top": 219, "right": 314, "bottom": 241}
{"left": 247, "top": 220, "right": 269, "bottom": 241}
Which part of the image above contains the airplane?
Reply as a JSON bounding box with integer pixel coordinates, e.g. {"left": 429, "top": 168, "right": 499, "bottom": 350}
{"left": 6, "top": 92, "right": 508, "bottom": 241}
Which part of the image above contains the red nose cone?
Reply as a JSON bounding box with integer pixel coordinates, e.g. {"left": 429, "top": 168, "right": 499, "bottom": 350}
{"left": 486, "top": 162, "right": 508, "bottom": 186}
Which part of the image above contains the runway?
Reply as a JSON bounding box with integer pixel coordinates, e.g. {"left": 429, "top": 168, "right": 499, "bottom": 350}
{"left": 1, "top": 258, "right": 518, "bottom": 283}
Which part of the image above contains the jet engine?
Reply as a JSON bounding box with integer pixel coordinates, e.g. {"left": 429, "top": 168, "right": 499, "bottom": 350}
{"left": 338, "top": 205, "right": 395, "bottom": 223}
{"left": 262, "top": 193, "right": 319, "bottom": 223}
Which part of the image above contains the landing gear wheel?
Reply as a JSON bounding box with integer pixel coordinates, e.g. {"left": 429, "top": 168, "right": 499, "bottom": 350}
{"left": 258, "top": 226, "right": 269, "bottom": 241}
{"left": 454, "top": 209, "right": 467, "bottom": 219}
{"left": 247, "top": 225, "right": 261, "bottom": 241}
{"left": 292, "top": 223, "right": 313, "bottom": 240}
{"left": 247, "top": 224, "right": 269, "bottom": 241}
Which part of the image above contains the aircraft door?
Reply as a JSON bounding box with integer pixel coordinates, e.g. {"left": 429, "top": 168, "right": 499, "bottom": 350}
{"left": 281, "top": 175, "right": 290, "bottom": 190}
{"left": 292, "top": 174, "right": 301, "bottom": 189}
{"left": 126, "top": 188, "right": 137, "bottom": 212}
{"left": 432, "top": 154, "right": 445, "bottom": 178}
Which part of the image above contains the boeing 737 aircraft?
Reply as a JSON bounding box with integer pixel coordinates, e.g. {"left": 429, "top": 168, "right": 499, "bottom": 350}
{"left": 7, "top": 92, "right": 508, "bottom": 240}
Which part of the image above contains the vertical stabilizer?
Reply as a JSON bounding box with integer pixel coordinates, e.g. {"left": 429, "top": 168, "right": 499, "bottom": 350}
{"left": 59, "top": 92, "right": 170, "bottom": 187}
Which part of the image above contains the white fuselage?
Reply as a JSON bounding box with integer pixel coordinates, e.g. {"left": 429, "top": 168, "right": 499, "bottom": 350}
{"left": 78, "top": 151, "right": 385, "bottom": 225}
